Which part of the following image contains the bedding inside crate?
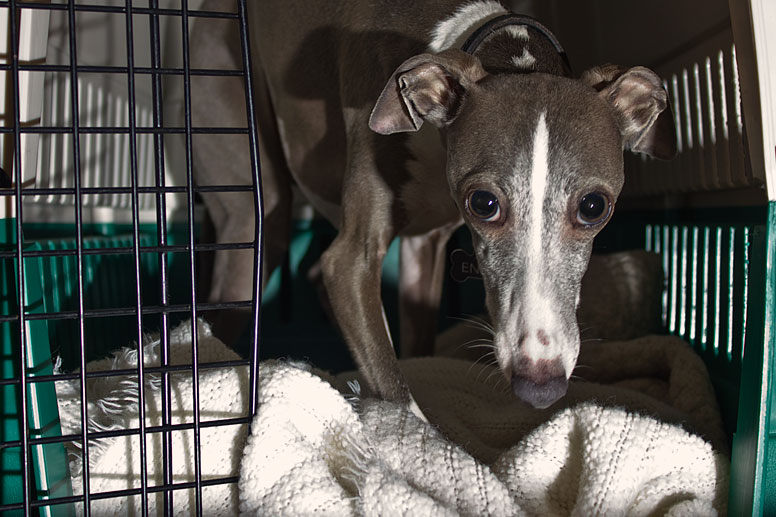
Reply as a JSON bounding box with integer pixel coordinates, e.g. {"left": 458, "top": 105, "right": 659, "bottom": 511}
{"left": 51, "top": 247, "right": 731, "bottom": 515}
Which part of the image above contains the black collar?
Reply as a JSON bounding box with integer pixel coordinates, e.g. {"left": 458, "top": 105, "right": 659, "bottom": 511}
{"left": 461, "top": 14, "right": 571, "bottom": 72}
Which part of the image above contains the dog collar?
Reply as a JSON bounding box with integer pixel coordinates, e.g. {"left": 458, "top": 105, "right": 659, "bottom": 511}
{"left": 461, "top": 13, "right": 571, "bottom": 72}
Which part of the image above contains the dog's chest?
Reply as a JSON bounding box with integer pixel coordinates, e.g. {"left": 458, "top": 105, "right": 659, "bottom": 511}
{"left": 398, "top": 125, "right": 460, "bottom": 236}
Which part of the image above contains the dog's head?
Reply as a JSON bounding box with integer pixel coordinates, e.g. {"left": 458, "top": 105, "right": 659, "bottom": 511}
{"left": 370, "top": 50, "right": 676, "bottom": 409}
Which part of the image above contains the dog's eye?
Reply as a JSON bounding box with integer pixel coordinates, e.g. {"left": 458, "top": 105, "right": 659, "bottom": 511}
{"left": 577, "top": 193, "right": 611, "bottom": 225}
{"left": 468, "top": 190, "right": 501, "bottom": 222}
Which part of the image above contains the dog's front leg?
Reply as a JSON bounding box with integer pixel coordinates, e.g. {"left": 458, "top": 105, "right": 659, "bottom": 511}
{"left": 319, "top": 162, "right": 418, "bottom": 411}
{"left": 321, "top": 225, "right": 413, "bottom": 402}
{"left": 398, "top": 224, "right": 459, "bottom": 358}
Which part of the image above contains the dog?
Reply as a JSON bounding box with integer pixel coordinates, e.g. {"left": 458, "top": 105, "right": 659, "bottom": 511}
{"left": 193, "top": 0, "right": 676, "bottom": 416}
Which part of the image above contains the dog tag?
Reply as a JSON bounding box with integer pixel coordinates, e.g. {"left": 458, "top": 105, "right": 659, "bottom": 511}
{"left": 450, "top": 248, "right": 482, "bottom": 283}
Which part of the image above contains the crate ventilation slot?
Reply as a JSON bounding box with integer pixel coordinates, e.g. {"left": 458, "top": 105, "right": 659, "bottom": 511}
{"left": 646, "top": 222, "right": 750, "bottom": 365}
{"left": 625, "top": 44, "right": 753, "bottom": 196}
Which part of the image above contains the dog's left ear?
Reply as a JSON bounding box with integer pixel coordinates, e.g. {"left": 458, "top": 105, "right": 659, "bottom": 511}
{"left": 582, "top": 64, "right": 677, "bottom": 160}
{"left": 369, "top": 49, "right": 487, "bottom": 135}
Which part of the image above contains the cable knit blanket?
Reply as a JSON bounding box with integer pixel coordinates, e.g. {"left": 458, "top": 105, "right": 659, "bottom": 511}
{"left": 56, "top": 320, "right": 729, "bottom": 516}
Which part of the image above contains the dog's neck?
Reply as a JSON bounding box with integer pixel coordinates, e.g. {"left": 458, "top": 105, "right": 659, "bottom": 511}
{"left": 428, "top": 1, "right": 570, "bottom": 77}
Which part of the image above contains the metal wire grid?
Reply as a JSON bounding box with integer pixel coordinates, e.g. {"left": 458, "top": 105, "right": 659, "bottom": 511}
{"left": 0, "top": 0, "right": 264, "bottom": 514}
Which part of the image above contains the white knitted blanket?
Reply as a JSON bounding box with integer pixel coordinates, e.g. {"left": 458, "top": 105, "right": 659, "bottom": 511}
{"left": 243, "top": 358, "right": 729, "bottom": 516}
{"left": 57, "top": 320, "right": 729, "bottom": 516}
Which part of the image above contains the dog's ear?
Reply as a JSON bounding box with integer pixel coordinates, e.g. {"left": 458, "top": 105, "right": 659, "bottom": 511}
{"left": 369, "top": 49, "right": 487, "bottom": 135}
{"left": 582, "top": 64, "right": 677, "bottom": 160}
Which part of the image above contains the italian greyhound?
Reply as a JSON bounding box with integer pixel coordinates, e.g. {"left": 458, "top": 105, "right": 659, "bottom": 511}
{"left": 195, "top": 0, "right": 676, "bottom": 415}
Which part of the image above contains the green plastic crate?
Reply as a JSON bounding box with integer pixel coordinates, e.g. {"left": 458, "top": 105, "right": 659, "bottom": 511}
{"left": 1, "top": 221, "right": 73, "bottom": 516}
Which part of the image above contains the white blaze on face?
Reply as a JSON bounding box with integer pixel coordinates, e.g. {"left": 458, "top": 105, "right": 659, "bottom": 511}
{"left": 521, "top": 111, "right": 562, "bottom": 363}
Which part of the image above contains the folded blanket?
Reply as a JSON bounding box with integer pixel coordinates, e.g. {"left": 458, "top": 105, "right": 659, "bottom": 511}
{"left": 57, "top": 320, "right": 729, "bottom": 516}
{"left": 243, "top": 358, "right": 729, "bottom": 516}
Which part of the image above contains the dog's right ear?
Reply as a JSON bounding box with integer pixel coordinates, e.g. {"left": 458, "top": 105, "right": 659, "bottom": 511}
{"left": 369, "top": 49, "right": 487, "bottom": 135}
{"left": 582, "top": 64, "right": 677, "bottom": 160}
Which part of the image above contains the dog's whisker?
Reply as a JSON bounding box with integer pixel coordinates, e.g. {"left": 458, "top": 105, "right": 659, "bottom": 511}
{"left": 466, "top": 349, "right": 495, "bottom": 366}
{"left": 449, "top": 314, "right": 496, "bottom": 336}
{"left": 466, "top": 355, "right": 495, "bottom": 378}
{"left": 463, "top": 312, "right": 493, "bottom": 326}
{"left": 450, "top": 338, "right": 495, "bottom": 356}
{"left": 482, "top": 361, "right": 505, "bottom": 385}
{"left": 465, "top": 341, "right": 496, "bottom": 350}
{"left": 483, "top": 369, "right": 501, "bottom": 386}
{"left": 467, "top": 345, "right": 497, "bottom": 354}
{"left": 571, "top": 363, "right": 595, "bottom": 381}
{"left": 493, "top": 376, "right": 509, "bottom": 393}
{"left": 461, "top": 337, "right": 494, "bottom": 347}
{"left": 473, "top": 362, "right": 488, "bottom": 383}
{"left": 452, "top": 339, "right": 483, "bottom": 353}
{"left": 465, "top": 313, "right": 496, "bottom": 334}
{"left": 474, "top": 359, "right": 500, "bottom": 383}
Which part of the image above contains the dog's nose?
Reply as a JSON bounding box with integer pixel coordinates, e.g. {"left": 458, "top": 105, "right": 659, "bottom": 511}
{"left": 511, "top": 374, "right": 568, "bottom": 409}
{"left": 510, "top": 357, "right": 568, "bottom": 409}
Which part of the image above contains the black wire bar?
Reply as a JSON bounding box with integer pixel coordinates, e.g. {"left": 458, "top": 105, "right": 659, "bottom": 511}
{"left": 0, "top": 125, "right": 249, "bottom": 135}
{"left": 0, "top": 414, "right": 253, "bottom": 454}
{"left": 122, "top": 1, "right": 150, "bottom": 514}
{"left": 0, "top": 1, "right": 240, "bottom": 18}
{"left": 146, "top": 0, "right": 174, "bottom": 512}
{"left": 179, "top": 0, "right": 203, "bottom": 513}
{"left": 0, "top": 299, "right": 253, "bottom": 325}
{"left": 0, "top": 241, "right": 256, "bottom": 261}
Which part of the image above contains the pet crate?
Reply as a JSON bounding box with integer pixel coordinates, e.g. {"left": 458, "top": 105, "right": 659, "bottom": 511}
{"left": 0, "top": 0, "right": 262, "bottom": 514}
{"left": 0, "top": 0, "right": 775, "bottom": 516}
